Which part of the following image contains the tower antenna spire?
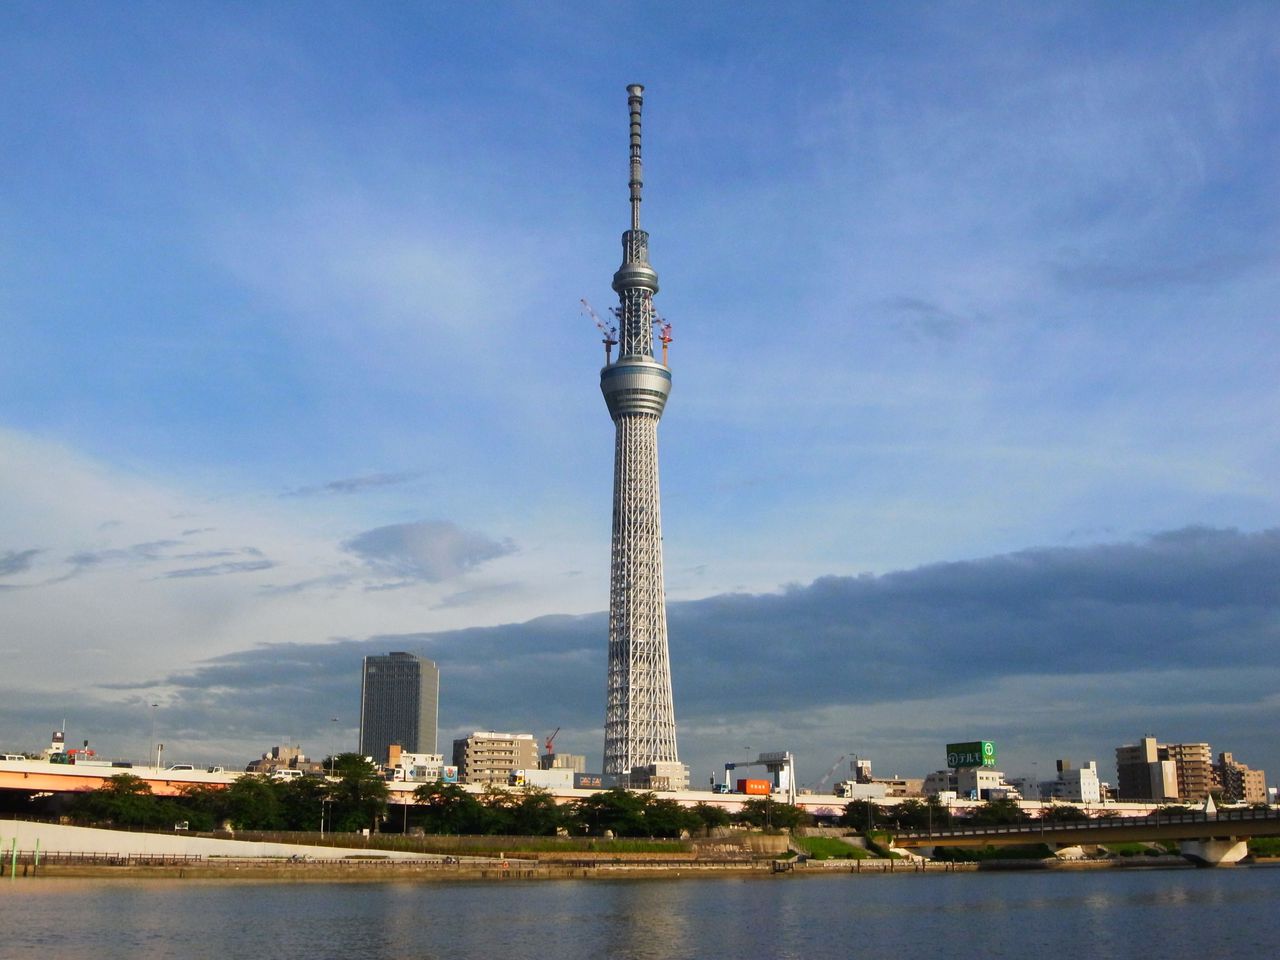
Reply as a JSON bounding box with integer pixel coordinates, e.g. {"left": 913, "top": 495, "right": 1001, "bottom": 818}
{"left": 627, "top": 83, "right": 644, "bottom": 231}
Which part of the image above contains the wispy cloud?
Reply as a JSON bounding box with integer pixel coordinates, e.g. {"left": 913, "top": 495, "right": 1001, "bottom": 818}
{"left": 342, "top": 521, "right": 516, "bottom": 583}
{"left": 258, "top": 573, "right": 356, "bottom": 596}
{"left": 877, "top": 295, "right": 973, "bottom": 344}
{"left": 59, "top": 540, "right": 184, "bottom": 579}
{"left": 434, "top": 582, "right": 523, "bottom": 610}
{"left": 160, "top": 559, "right": 276, "bottom": 580}
{"left": 0, "top": 548, "right": 42, "bottom": 578}
{"left": 282, "top": 472, "right": 422, "bottom": 498}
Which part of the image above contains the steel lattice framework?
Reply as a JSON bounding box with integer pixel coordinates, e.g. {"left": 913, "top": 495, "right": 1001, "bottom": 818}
{"left": 600, "top": 85, "right": 679, "bottom": 776}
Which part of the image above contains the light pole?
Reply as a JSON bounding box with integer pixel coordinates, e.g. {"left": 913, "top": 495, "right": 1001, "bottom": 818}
{"left": 323, "top": 717, "right": 338, "bottom": 839}
{"left": 329, "top": 717, "right": 339, "bottom": 777}
{"left": 149, "top": 703, "right": 159, "bottom": 770}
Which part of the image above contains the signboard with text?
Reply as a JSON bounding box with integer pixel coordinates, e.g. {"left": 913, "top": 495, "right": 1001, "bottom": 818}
{"left": 946, "top": 741, "right": 996, "bottom": 769}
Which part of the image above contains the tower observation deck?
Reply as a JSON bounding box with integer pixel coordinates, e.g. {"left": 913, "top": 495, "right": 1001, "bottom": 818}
{"left": 600, "top": 84, "right": 679, "bottom": 778}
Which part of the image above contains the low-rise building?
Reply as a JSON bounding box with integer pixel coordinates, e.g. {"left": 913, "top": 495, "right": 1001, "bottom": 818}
{"left": 872, "top": 777, "right": 924, "bottom": 798}
{"left": 924, "top": 768, "right": 1020, "bottom": 801}
{"left": 514, "top": 767, "right": 576, "bottom": 789}
{"left": 540, "top": 752, "right": 586, "bottom": 773}
{"left": 1042, "top": 759, "right": 1102, "bottom": 804}
{"left": 386, "top": 744, "right": 445, "bottom": 782}
{"left": 245, "top": 743, "right": 324, "bottom": 776}
{"left": 630, "top": 760, "right": 690, "bottom": 792}
{"left": 834, "top": 780, "right": 888, "bottom": 799}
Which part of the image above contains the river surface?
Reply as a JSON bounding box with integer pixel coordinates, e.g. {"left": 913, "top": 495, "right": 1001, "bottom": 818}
{"left": 2, "top": 867, "right": 1277, "bottom": 959}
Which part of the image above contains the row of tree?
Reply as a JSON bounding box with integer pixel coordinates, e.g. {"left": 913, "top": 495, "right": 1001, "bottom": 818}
{"left": 70, "top": 763, "right": 823, "bottom": 838}
{"left": 72, "top": 754, "right": 391, "bottom": 833}
{"left": 74, "top": 764, "right": 1116, "bottom": 838}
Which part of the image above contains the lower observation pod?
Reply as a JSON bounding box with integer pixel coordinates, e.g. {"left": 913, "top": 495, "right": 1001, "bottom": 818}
{"left": 600, "top": 358, "right": 671, "bottom": 420}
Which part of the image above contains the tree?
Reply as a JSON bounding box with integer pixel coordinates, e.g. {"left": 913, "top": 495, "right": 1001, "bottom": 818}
{"left": 690, "top": 802, "right": 732, "bottom": 832}
{"left": 175, "top": 783, "right": 225, "bottom": 832}
{"left": 73, "top": 774, "right": 177, "bottom": 828}
{"left": 475, "top": 784, "right": 521, "bottom": 834}
{"left": 842, "top": 800, "right": 888, "bottom": 832}
{"left": 1041, "top": 804, "right": 1088, "bottom": 823}
{"left": 508, "top": 788, "right": 566, "bottom": 836}
{"left": 644, "top": 798, "right": 701, "bottom": 838}
{"left": 220, "top": 774, "right": 283, "bottom": 830}
{"left": 884, "top": 796, "right": 949, "bottom": 831}
{"left": 569, "top": 788, "right": 651, "bottom": 837}
{"left": 413, "top": 782, "right": 485, "bottom": 835}
{"left": 968, "top": 797, "right": 1029, "bottom": 825}
{"left": 736, "top": 798, "right": 810, "bottom": 831}
{"left": 328, "top": 753, "right": 389, "bottom": 832}
{"left": 278, "top": 775, "right": 328, "bottom": 831}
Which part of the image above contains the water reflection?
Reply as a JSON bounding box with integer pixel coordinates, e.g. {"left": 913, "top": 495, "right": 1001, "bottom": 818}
{"left": 1, "top": 868, "right": 1277, "bottom": 960}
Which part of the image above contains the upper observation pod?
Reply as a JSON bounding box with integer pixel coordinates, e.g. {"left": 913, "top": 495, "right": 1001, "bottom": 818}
{"left": 601, "top": 357, "right": 671, "bottom": 420}
{"left": 601, "top": 83, "right": 670, "bottom": 422}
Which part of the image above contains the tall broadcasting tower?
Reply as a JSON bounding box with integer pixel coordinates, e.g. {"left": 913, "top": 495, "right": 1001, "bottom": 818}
{"left": 599, "top": 84, "right": 679, "bottom": 778}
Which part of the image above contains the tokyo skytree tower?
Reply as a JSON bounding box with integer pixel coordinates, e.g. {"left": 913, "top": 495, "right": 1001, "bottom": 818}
{"left": 599, "top": 84, "right": 679, "bottom": 777}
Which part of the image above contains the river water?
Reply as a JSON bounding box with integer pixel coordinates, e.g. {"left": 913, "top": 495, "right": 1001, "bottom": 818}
{"left": 2, "top": 867, "right": 1277, "bottom": 959}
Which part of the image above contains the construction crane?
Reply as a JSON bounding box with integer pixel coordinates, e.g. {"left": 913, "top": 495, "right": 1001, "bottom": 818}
{"left": 812, "top": 754, "right": 850, "bottom": 794}
{"left": 543, "top": 727, "right": 561, "bottom": 758}
{"left": 655, "top": 319, "right": 673, "bottom": 366}
{"left": 580, "top": 298, "right": 617, "bottom": 364}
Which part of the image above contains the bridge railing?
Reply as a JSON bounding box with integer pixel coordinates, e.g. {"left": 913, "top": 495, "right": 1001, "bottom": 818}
{"left": 896, "top": 806, "right": 1279, "bottom": 841}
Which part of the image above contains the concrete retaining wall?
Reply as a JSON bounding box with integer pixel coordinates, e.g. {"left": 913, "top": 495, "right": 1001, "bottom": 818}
{"left": 0, "top": 819, "right": 435, "bottom": 861}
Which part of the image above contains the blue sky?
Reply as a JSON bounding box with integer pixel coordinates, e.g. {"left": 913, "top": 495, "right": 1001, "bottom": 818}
{"left": 2, "top": 2, "right": 1277, "bottom": 788}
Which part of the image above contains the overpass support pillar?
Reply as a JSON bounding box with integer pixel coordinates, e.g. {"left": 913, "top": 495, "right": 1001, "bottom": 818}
{"left": 1179, "top": 838, "right": 1248, "bottom": 867}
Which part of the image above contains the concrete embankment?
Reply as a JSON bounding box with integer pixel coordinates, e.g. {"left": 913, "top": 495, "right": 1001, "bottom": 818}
{"left": 0, "top": 819, "right": 435, "bottom": 862}
{"left": 9, "top": 856, "right": 775, "bottom": 882}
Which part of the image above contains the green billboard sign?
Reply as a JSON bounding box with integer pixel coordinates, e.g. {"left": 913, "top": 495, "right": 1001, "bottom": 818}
{"left": 946, "top": 741, "right": 996, "bottom": 769}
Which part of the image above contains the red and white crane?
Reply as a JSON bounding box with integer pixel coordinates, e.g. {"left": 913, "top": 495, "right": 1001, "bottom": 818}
{"left": 580, "top": 298, "right": 617, "bottom": 364}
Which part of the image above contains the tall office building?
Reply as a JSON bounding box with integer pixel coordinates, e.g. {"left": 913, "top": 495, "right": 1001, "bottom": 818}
{"left": 598, "top": 85, "right": 680, "bottom": 778}
{"left": 358, "top": 652, "right": 439, "bottom": 764}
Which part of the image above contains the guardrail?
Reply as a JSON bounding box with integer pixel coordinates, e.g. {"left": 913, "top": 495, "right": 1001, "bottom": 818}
{"left": 896, "top": 806, "right": 1280, "bottom": 841}
{"left": 6, "top": 851, "right": 205, "bottom": 866}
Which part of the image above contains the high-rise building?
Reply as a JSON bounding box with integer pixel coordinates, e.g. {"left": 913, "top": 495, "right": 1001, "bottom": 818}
{"left": 1115, "top": 736, "right": 1214, "bottom": 802}
{"left": 598, "top": 84, "right": 681, "bottom": 781}
{"left": 1115, "top": 737, "right": 1174, "bottom": 800}
{"left": 1163, "top": 741, "right": 1213, "bottom": 802}
{"left": 358, "top": 652, "right": 439, "bottom": 764}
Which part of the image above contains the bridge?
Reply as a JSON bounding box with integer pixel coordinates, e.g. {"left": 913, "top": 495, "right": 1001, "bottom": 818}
{"left": 893, "top": 806, "right": 1280, "bottom": 866}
